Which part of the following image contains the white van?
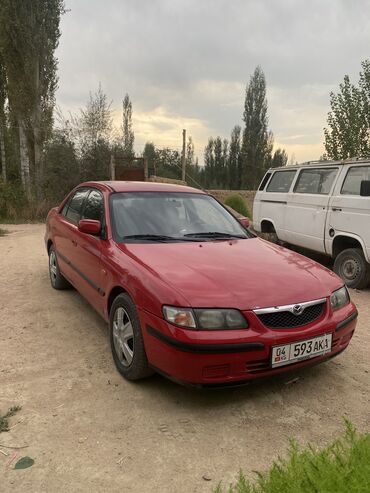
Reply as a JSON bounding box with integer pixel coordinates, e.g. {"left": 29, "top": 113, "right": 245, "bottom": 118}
{"left": 253, "top": 158, "right": 370, "bottom": 289}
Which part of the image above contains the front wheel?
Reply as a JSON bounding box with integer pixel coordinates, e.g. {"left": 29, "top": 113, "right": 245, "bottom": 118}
{"left": 333, "top": 248, "right": 370, "bottom": 289}
{"left": 49, "top": 245, "right": 70, "bottom": 290}
{"left": 109, "top": 293, "right": 153, "bottom": 381}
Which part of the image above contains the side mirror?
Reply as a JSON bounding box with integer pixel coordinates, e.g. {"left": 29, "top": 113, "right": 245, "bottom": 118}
{"left": 78, "top": 219, "right": 101, "bottom": 236}
{"left": 239, "top": 217, "right": 250, "bottom": 229}
{"left": 360, "top": 180, "right": 370, "bottom": 196}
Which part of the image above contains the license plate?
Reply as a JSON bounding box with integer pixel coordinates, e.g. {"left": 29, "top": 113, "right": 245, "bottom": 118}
{"left": 271, "top": 333, "right": 332, "bottom": 368}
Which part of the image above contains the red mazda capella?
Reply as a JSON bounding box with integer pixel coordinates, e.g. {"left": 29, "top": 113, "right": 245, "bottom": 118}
{"left": 45, "top": 181, "right": 358, "bottom": 387}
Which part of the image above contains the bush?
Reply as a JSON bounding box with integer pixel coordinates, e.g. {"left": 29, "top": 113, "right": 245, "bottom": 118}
{"left": 0, "top": 179, "right": 27, "bottom": 221}
{"left": 224, "top": 194, "right": 251, "bottom": 218}
{"left": 214, "top": 421, "right": 370, "bottom": 493}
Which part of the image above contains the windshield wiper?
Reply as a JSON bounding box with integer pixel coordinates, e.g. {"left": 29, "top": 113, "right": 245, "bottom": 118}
{"left": 184, "top": 232, "right": 247, "bottom": 239}
{"left": 121, "top": 234, "right": 199, "bottom": 242}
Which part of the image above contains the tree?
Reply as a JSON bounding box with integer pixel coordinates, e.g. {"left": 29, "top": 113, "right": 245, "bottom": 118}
{"left": 78, "top": 84, "right": 112, "bottom": 148}
{"left": 154, "top": 147, "right": 182, "bottom": 180}
{"left": 43, "top": 129, "right": 79, "bottom": 202}
{"left": 0, "top": 0, "right": 65, "bottom": 196}
{"left": 0, "top": 55, "right": 6, "bottom": 182}
{"left": 204, "top": 137, "right": 215, "bottom": 187}
{"left": 143, "top": 141, "right": 156, "bottom": 174}
{"left": 241, "top": 66, "right": 273, "bottom": 189}
{"left": 122, "top": 93, "right": 134, "bottom": 158}
{"left": 271, "top": 148, "right": 288, "bottom": 168}
{"left": 67, "top": 85, "right": 113, "bottom": 181}
{"left": 324, "top": 61, "right": 370, "bottom": 159}
{"left": 228, "top": 125, "right": 242, "bottom": 189}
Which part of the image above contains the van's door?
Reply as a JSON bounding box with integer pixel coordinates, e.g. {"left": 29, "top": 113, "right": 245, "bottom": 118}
{"left": 254, "top": 169, "right": 297, "bottom": 239}
{"left": 284, "top": 167, "right": 339, "bottom": 253}
{"left": 326, "top": 164, "right": 370, "bottom": 261}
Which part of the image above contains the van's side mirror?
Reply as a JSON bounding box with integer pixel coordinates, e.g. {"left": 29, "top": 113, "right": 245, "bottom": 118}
{"left": 360, "top": 180, "right": 370, "bottom": 197}
{"left": 78, "top": 219, "right": 101, "bottom": 235}
{"left": 239, "top": 217, "right": 250, "bottom": 229}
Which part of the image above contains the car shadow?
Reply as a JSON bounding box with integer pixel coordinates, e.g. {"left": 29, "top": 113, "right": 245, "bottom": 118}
{"left": 136, "top": 361, "right": 334, "bottom": 411}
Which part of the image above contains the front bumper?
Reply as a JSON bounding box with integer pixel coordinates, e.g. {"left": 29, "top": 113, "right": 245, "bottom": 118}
{"left": 139, "top": 302, "right": 357, "bottom": 386}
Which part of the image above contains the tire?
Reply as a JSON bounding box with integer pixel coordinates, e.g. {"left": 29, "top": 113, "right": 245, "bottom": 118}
{"left": 109, "top": 293, "right": 153, "bottom": 381}
{"left": 48, "top": 245, "right": 70, "bottom": 290}
{"left": 333, "top": 248, "right": 370, "bottom": 289}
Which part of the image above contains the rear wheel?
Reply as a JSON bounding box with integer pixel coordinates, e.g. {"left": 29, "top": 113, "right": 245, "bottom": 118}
{"left": 48, "top": 245, "right": 70, "bottom": 290}
{"left": 333, "top": 248, "right": 370, "bottom": 289}
{"left": 109, "top": 293, "right": 153, "bottom": 381}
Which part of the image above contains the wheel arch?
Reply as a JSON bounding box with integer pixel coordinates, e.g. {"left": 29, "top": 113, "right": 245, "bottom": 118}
{"left": 260, "top": 219, "right": 277, "bottom": 234}
{"left": 107, "top": 286, "right": 129, "bottom": 317}
{"left": 47, "top": 239, "right": 53, "bottom": 254}
{"left": 332, "top": 233, "right": 369, "bottom": 262}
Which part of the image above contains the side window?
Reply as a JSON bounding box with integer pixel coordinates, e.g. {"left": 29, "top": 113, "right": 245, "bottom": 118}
{"left": 341, "top": 166, "right": 370, "bottom": 195}
{"left": 294, "top": 168, "right": 338, "bottom": 195}
{"left": 64, "top": 189, "right": 89, "bottom": 224}
{"left": 258, "top": 172, "right": 272, "bottom": 191}
{"left": 266, "top": 171, "right": 296, "bottom": 192}
{"left": 82, "top": 190, "right": 104, "bottom": 221}
{"left": 61, "top": 200, "right": 70, "bottom": 217}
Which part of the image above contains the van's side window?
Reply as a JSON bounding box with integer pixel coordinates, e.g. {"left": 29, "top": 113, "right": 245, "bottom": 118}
{"left": 266, "top": 171, "right": 296, "bottom": 192}
{"left": 341, "top": 166, "right": 370, "bottom": 195}
{"left": 258, "top": 172, "right": 272, "bottom": 191}
{"left": 294, "top": 168, "right": 338, "bottom": 195}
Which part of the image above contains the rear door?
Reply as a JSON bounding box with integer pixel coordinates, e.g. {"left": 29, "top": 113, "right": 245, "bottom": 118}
{"left": 326, "top": 165, "right": 370, "bottom": 261}
{"left": 284, "top": 167, "right": 339, "bottom": 252}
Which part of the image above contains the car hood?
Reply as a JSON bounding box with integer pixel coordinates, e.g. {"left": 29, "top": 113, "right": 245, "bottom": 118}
{"left": 118, "top": 238, "right": 342, "bottom": 310}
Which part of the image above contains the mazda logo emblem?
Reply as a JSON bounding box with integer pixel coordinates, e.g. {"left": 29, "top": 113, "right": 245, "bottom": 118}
{"left": 292, "top": 305, "right": 304, "bottom": 315}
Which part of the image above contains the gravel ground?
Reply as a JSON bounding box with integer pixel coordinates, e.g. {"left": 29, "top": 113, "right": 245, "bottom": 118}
{"left": 0, "top": 223, "right": 369, "bottom": 492}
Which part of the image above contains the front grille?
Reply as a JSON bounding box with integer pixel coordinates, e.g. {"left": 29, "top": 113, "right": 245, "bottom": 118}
{"left": 257, "top": 302, "right": 325, "bottom": 329}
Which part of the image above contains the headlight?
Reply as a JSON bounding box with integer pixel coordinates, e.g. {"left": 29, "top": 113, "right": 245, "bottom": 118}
{"left": 330, "top": 286, "right": 350, "bottom": 311}
{"left": 163, "top": 306, "right": 196, "bottom": 328}
{"left": 163, "top": 306, "right": 248, "bottom": 330}
{"left": 195, "top": 309, "right": 248, "bottom": 329}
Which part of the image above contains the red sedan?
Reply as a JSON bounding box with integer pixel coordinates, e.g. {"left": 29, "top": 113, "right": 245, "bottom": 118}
{"left": 45, "top": 181, "right": 358, "bottom": 387}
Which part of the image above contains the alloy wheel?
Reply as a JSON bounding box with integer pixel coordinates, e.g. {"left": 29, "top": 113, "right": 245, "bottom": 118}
{"left": 112, "top": 307, "right": 134, "bottom": 367}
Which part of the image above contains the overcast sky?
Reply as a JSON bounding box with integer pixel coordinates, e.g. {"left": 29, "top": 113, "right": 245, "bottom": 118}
{"left": 56, "top": 0, "right": 370, "bottom": 163}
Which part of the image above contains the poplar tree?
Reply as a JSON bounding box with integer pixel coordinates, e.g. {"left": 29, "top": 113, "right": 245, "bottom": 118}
{"left": 0, "top": 0, "right": 65, "bottom": 196}
{"left": 122, "top": 93, "right": 134, "bottom": 158}
{"left": 241, "top": 66, "right": 273, "bottom": 189}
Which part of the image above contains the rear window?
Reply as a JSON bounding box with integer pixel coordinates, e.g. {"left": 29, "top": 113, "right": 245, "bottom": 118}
{"left": 294, "top": 168, "right": 338, "bottom": 195}
{"left": 341, "top": 166, "right": 370, "bottom": 195}
{"left": 266, "top": 170, "right": 296, "bottom": 192}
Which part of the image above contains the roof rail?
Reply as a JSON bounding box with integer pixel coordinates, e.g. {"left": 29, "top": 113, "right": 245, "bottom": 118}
{"left": 303, "top": 157, "right": 370, "bottom": 166}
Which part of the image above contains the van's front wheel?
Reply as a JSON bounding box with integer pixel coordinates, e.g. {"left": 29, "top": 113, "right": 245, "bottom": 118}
{"left": 333, "top": 248, "right": 370, "bottom": 289}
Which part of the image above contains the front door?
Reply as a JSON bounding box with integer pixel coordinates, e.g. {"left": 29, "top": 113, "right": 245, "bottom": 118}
{"left": 71, "top": 189, "right": 106, "bottom": 314}
{"left": 284, "top": 167, "right": 339, "bottom": 253}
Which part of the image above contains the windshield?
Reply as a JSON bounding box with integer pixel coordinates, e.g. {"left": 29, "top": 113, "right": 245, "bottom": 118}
{"left": 110, "top": 192, "right": 252, "bottom": 242}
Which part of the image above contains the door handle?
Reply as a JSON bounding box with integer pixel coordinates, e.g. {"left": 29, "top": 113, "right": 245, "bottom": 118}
{"left": 72, "top": 239, "right": 78, "bottom": 246}
{"left": 332, "top": 207, "right": 342, "bottom": 212}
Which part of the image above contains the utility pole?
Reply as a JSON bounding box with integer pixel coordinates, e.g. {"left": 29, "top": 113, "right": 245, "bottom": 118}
{"left": 181, "top": 128, "right": 186, "bottom": 182}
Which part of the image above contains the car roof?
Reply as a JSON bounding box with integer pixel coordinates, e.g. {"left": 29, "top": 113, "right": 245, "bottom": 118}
{"left": 80, "top": 181, "right": 207, "bottom": 194}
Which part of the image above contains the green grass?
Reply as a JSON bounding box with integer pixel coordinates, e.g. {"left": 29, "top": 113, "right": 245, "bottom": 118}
{"left": 0, "top": 228, "right": 9, "bottom": 236}
{"left": 0, "top": 406, "right": 22, "bottom": 433}
{"left": 214, "top": 421, "right": 370, "bottom": 493}
{"left": 224, "top": 194, "right": 252, "bottom": 218}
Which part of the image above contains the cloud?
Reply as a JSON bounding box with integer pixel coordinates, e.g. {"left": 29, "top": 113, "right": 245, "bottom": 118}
{"left": 56, "top": 0, "right": 370, "bottom": 163}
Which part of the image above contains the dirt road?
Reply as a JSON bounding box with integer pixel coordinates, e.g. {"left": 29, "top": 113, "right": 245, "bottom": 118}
{"left": 1, "top": 224, "right": 369, "bottom": 492}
